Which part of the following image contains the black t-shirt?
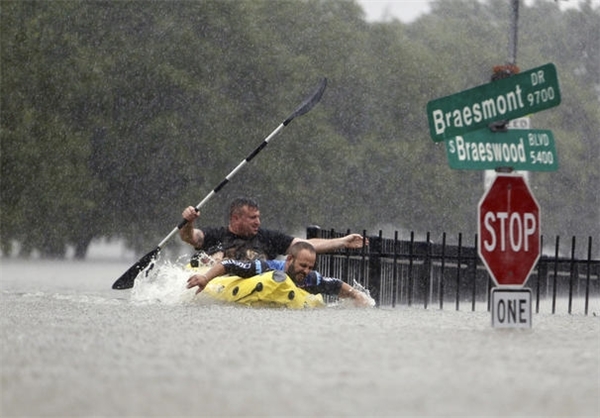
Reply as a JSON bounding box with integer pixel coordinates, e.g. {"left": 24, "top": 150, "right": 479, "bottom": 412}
{"left": 199, "top": 226, "right": 295, "bottom": 261}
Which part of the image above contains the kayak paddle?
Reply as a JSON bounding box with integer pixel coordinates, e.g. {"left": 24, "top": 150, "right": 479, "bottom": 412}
{"left": 112, "top": 78, "right": 327, "bottom": 289}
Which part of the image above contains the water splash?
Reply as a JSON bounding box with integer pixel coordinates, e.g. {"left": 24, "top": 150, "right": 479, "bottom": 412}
{"left": 327, "top": 279, "right": 376, "bottom": 308}
{"left": 130, "top": 259, "right": 200, "bottom": 305}
{"left": 352, "top": 279, "right": 377, "bottom": 307}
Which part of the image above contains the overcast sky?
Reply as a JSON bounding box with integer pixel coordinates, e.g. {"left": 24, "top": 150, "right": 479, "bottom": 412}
{"left": 356, "top": 0, "right": 431, "bottom": 22}
{"left": 356, "top": 0, "right": 598, "bottom": 23}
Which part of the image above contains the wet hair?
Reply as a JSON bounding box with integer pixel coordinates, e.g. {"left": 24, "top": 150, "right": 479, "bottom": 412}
{"left": 229, "top": 197, "right": 259, "bottom": 219}
{"left": 288, "top": 241, "right": 316, "bottom": 258}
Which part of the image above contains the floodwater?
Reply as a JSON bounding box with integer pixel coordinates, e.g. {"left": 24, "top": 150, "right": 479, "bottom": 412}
{"left": 1, "top": 257, "right": 598, "bottom": 417}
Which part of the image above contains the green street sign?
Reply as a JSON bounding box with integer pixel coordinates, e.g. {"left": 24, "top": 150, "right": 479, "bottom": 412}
{"left": 445, "top": 129, "right": 558, "bottom": 171}
{"left": 427, "top": 63, "right": 561, "bottom": 142}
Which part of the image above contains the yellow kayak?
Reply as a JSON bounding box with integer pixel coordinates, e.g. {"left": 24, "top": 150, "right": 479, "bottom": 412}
{"left": 189, "top": 266, "right": 325, "bottom": 309}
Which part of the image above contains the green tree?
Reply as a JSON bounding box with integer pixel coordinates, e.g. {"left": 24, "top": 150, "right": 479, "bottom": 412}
{"left": 1, "top": 0, "right": 597, "bottom": 259}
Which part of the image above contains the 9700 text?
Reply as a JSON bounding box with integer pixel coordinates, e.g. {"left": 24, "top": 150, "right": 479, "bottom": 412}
{"left": 527, "top": 87, "right": 556, "bottom": 107}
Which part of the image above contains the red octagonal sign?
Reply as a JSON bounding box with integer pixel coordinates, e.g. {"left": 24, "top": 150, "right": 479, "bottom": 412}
{"left": 478, "top": 174, "right": 540, "bottom": 287}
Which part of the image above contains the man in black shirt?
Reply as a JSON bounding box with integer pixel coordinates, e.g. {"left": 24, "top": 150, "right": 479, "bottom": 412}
{"left": 179, "top": 197, "right": 368, "bottom": 262}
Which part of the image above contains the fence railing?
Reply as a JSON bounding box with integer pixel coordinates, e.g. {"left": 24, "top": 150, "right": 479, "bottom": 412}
{"left": 306, "top": 227, "right": 599, "bottom": 315}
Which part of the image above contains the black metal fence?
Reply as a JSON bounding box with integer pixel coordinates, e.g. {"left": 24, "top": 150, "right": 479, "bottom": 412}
{"left": 307, "top": 227, "right": 599, "bottom": 315}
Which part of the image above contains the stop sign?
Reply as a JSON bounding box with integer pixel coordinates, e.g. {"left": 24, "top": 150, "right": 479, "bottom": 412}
{"left": 478, "top": 174, "right": 540, "bottom": 287}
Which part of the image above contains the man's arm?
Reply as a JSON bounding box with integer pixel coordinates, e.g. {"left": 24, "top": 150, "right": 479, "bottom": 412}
{"left": 303, "top": 272, "right": 373, "bottom": 307}
{"left": 179, "top": 206, "right": 205, "bottom": 248}
{"left": 186, "top": 259, "right": 268, "bottom": 294}
{"left": 186, "top": 263, "right": 226, "bottom": 294}
{"left": 297, "top": 233, "right": 368, "bottom": 253}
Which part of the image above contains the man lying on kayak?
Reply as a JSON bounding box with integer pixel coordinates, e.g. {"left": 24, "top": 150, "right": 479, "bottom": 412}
{"left": 186, "top": 241, "right": 373, "bottom": 307}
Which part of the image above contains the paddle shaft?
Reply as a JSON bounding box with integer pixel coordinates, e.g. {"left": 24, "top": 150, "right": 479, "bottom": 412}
{"left": 162, "top": 121, "right": 287, "bottom": 248}
{"left": 165, "top": 78, "right": 327, "bottom": 247}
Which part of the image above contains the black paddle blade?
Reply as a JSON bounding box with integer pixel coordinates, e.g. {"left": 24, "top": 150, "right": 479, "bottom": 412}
{"left": 111, "top": 247, "right": 161, "bottom": 289}
{"left": 284, "top": 77, "right": 327, "bottom": 125}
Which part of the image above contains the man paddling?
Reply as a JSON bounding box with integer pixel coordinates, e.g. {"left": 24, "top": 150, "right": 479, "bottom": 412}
{"left": 179, "top": 197, "right": 368, "bottom": 262}
{"left": 187, "top": 241, "right": 373, "bottom": 307}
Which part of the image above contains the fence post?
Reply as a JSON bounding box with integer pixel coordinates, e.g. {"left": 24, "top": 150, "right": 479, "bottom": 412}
{"left": 392, "top": 230, "right": 399, "bottom": 308}
{"left": 306, "top": 225, "right": 321, "bottom": 240}
{"left": 343, "top": 229, "right": 351, "bottom": 284}
{"left": 552, "top": 236, "right": 560, "bottom": 314}
{"left": 424, "top": 232, "right": 432, "bottom": 310}
{"left": 439, "top": 232, "right": 447, "bottom": 310}
{"left": 584, "top": 236, "right": 592, "bottom": 315}
{"left": 408, "top": 232, "right": 415, "bottom": 307}
{"left": 568, "top": 236, "right": 577, "bottom": 314}
{"left": 470, "top": 234, "right": 478, "bottom": 312}
{"left": 535, "top": 235, "right": 545, "bottom": 314}
{"left": 368, "top": 233, "right": 382, "bottom": 306}
{"left": 455, "top": 233, "right": 463, "bottom": 311}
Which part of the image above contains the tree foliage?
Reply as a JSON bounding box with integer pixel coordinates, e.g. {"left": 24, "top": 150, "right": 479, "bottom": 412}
{"left": 1, "top": 0, "right": 598, "bottom": 258}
